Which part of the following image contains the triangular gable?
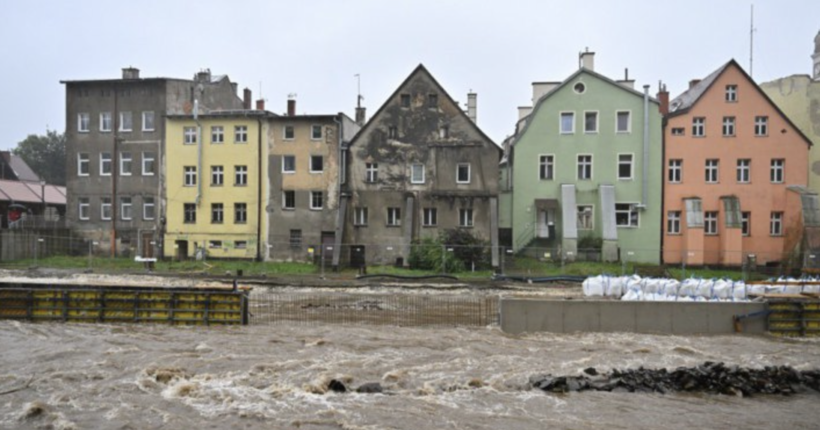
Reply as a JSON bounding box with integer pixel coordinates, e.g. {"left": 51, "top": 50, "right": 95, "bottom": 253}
{"left": 350, "top": 64, "right": 500, "bottom": 152}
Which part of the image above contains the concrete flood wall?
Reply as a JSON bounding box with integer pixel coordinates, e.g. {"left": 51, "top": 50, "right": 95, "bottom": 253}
{"left": 500, "top": 299, "right": 768, "bottom": 335}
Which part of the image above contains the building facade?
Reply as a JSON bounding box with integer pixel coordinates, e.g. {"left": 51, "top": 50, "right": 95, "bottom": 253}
{"left": 663, "top": 60, "right": 811, "bottom": 266}
{"left": 62, "top": 68, "right": 243, "bottom": 257}
{"left": 507, "top": 52, "right": 663, "bottom": 264}
{"left": 342, "top": 64, "right": 501, "bottom": 268}
{"left": 163, "top": 109, "right": 271, "bottom": 260}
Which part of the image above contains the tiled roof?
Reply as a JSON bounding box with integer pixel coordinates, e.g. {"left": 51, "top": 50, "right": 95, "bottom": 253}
{"left": 0, "top": 180, "right": 66, "bottom": 205}
{"left": 668, "top": 61, "right": 731, "bottom": 115}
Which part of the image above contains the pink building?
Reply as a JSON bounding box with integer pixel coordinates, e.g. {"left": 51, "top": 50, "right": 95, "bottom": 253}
{"left": 662, "top": 60, "right": 812, "bottom": 266}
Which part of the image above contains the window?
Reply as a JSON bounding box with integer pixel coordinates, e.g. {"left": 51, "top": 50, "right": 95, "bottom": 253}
{"left": 183, "top": 126, "right": 197, "bottom": 144}
{"left": 184, "top": 166, "right": 196, "bottom": 186}
{"left": 685, "top": 198, "right": 704, "bottom": 227}
{"left": 310, "top": 191, "right": 323, "bottom": 210}
{"left": 78, "top": 198, "right": 90, "bottom": 220}
{"left": 439, "top": 125, "right": 450, "bottom": 139}
{"left": 211, "top": 203, "right": 223, "bottom": 224}
{"left": 400, "top": 93, "right": 411, "bottom": 108}
{"left": 143, "top": 197, "right": 155, "bottom": 220}
{"left": 539, "top": 155, "right": 554, "bottom": 180}
{"left": 235, "top": 241, "right": 247, "bottom": 249}
{"left": 423, "top": 208, "right": 437, "bottom": 226}
{"left": 282, "top": 155, "right": 295, "bottom": 173}
{"left": 584, "top": 111, "right": 598, "bottom": 133}
{"left": 290, "top": 230, "right": 302, "bottom": 250}
{"left": 671, "top": 127, "right": 685, "bottom": 136}
{"left": 78, "top": 113, "right": 90, "bottom": 132}
{"left": 616, "top": 111, "right": 631, "bottom": 133}
{"left": 100, "top": 152, "right": 112, "bottom": 176}
{"left": 668, "top": 159, "right": 682, "bottom": 183}
{"left": 771, "top": 159, "right": 784, "bottom": 183}
{"left": 577, "top": 205, "right": 593, "bottom": 230}
{"left": 120, "top": 152, "right": 132, "bottom": 176}
{"left": 456, "top": 163, "right": 471, "bottom": 184}
{"left": 310, "top": 155, "right": 323, "bottom": 173}
{"left": 705, "top": 211, "right": 718, "bottom": 235}
{"left": 770, "top": 212, "right": 783, "bottom": 236}
{"left": 235, "top": 165, "right": 247, "bottom": 186}
{"left": 705, "top": 159, "right": 719, "bottom": 183}
{"left": 459, "top": 208, "right": 474, "bottom": 227}
{"left": 736, "top": 159, "right": 750, "bottom": 183}
{"left": 142, "top": 111, "right": 155, "bottom": 131}
{"left": 184, "top": 203, "right": 196, "bottom": 224}
{"left": 211, "top": 165, "right": 224, "bottom": 186}
{"left": 119, "top": 112, "right": 133, "bottom": 132}
{"left": 668, "top": 211, "right": 681, "bottom": 234}
{"left": 618, "top": 154, "right": 633, "bottom": 180}
{"left": 410, "top": 163, "right": 425, "bottom": 184}
{"left": 234, "top": 203, "right": 247, "bottom": 224}
{"left": 428, "top": 93, "right": 438, "bottom": 107}
{"left": 366, "top": 163, "right": 378, "bottom": 183}
{"left": 311, "top": 124, "right": 323, "bottom": 140}
{"left": 573, "top": 82, "right": 586, "bottom": 93}
{"left": 78, "top": 153, "right": 90, "bottom": 176}
{"left": 100, "top": 198, "right": 111, "bottom": 220}
{"left": 388, "top": 126, "right": 398, "bottom": 139}
{"left": 209, "top": 241, "right": 223, "bottom": 249}
{"left": 577, "top": 155, "right": 592, "bottom": 180}
{"left": 387, "top": 207, "right": 401, "bottom": 226}
{"left": 120, "top": 197, "right": 132, "bottom": 221}
{"left": 742, "top": 212, "right": 751, "bottom": 236}
{"left": 755, "top": 116, "right": 769, "bottom": 136}
{"left": 354, "top": 207, "right": 368, "bottom": 226}
{"left": 615, "top": 203, "right": 639, "bottom": 227}
{"left": 722, "top": 116, "right": 735, "bottom": 136}
{"left": 725, "top": 84, "right": 738, "bottom": 102}
{"left": 692, "top": 117, "right": 705, "bottom": 137}
{"left": 142, "top": 152, "right": 155, "bottom": 176}
{"left": 100, "top": 112, "right": 112, "bottom": 132}
{"left": 283, "top": 125, "right": 295, "bottom": 140}
{"left": 235, "top": 125, "right": 248, "bottom": 143}
{"left": 211, "top": 126, "right": 224, "bottom": 144}
{"left": 560, "top": 112, "right": 575, "bottom": 134}
{"left": 283, "top": 190, "right": 295, "bottom": 209}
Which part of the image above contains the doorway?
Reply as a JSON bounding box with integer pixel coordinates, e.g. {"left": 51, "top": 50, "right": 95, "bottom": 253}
{"left": 175, "top": 240, "right": 188, "bottom": 260}
{"left": 537, "top": 209, "right": 555, "bottom": 238}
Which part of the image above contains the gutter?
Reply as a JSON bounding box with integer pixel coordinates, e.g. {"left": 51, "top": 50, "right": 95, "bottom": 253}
{"left": 256, "top": 117, "right": 263, "bottom": 262}
{"left": 194, "top": 100, "right": 202, "bottom": 206}
{"left": 639, "top": 84, "right": 650, "bottom": 209}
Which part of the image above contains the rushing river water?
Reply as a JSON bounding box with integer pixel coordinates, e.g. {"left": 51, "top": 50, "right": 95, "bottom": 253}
{"left": 1, "top": 320, "right": 819, "bottom": 430}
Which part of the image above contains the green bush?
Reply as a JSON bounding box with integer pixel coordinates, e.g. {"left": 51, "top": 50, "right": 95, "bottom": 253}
{"left": 408, "top": 229, "right": 489, "bottom": 273}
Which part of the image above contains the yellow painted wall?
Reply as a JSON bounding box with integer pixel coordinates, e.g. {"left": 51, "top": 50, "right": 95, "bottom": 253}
{"left": 164, "top": 115, "right": 268, "bottom": 259}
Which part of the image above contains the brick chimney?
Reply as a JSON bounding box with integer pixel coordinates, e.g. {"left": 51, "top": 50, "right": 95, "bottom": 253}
{"left": 657, "top": 83, "right": 669, "bottom": 116}
{"left": 579, "top": 48, "right": 595, "bottom": 71}
{"left": 287, "top": 99, "right": 296, "bottom": 116}
{"left": 243, "top": 88, "right": 252, "bottom": 110}
{"left": 256, "top": 99, "right": 265, "bottom": 111}
{"left": 122, "top": 67, "right": 140, "bottom": 79}
{"left": 689, "top": 79, "right": 701, "bottom": 89}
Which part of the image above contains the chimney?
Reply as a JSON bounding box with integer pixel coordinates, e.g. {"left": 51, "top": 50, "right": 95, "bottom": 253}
{"left": 287, "top": 98, "right": 296, "bottom": 116}
{"left": 689, "top": 79, "right": 701, "bottom": 89}
{"left": 243, "top": 88, "right": 252, "bottom": 110}
{"left": 532, "top": 82, "right": 559, "bottom": 105}
{"left": 617, "top": 68, "right": 635, "bottom": 89}
{"left": 196, "top": 69, "right": 211, "bottom": 83}
{"left": 518, "top": 106, "right": 533, "bottom": 120}
{"left": 657, "top": 82, "right": 669, "bottom": 116}
{"left": 579, "top": 48, "right": 595, "bottom": 71}
{"left": 231, "top": 82, "right": 238, "bottom": 95}
{"left": 256, "top": 99, "right": 265, "bottom": 111}
{"left": 467, "top": 92, "right": 477, "bottom": 123}
{"left": 122, "top": 67, "right": 140, "bottom": 79}
{"left": 355, "top": 106, "right": 366, "bottom": 126}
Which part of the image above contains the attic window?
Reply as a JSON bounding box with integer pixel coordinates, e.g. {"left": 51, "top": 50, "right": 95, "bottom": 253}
{"left": 400, "top": 94, "right": 411, "bottom": 108}
{"left": 671, "top": 127, "right": 685, "bottom": 136}
{"left": 388, "top": 126, "right": 398, "bottom": 139}
{"left": 439, "top": 125, "right": 449, "bottom": 138}
{"left": 573, "top": 82, "right": 586, "bottom": 94}
{"left": 428, "top": 93, "right": 438, "bottom": 107}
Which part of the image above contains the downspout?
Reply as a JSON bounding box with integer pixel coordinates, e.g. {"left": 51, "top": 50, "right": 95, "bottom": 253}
{"left": 332, "top": 115, "right": 344, "bottom": 269}
{"left": 194, "top": 99, "right": 202, "bottom": 206}
{"left": 111, "top": 83, "right": 119, "bottom": 257}
{"left": 256, "top": 116, "right": 263, "bottom": 262}
{"left": 641, "top": 85, "right": 649, "bottom": 209}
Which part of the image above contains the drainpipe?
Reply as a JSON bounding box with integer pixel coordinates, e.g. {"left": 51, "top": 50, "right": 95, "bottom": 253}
{"left": 256, "top": 116, "right": 263, "bottom": 262}
{"left": 332, "top": 115, "right": 344, "bottom": 269}
{"left": 111, "top": 83, "right": 119, "bottom": 257}
{"left": 640, "top": 85, "right": 649, "bottom": 209}
{"left": 194, "top": 99, "right": 202, "bottom": 206}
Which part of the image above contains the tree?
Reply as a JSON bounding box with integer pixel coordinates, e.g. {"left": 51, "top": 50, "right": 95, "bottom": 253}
{"left": 12, "top": 130, "right": 66, "bottom": 185}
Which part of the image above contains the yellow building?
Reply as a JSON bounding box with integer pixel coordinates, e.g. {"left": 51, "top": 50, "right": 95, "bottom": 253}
{"left": 164, "top": 110, "right": 271, "bottom": 260}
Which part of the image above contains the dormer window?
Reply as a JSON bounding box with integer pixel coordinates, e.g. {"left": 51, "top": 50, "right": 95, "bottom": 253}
{"left": 725, "top": 85, "right": 738, "bottom": 102}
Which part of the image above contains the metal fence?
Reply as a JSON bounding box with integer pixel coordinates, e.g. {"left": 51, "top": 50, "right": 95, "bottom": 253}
{"left": 249, "top": 291, "right": 499, "bottom": 327}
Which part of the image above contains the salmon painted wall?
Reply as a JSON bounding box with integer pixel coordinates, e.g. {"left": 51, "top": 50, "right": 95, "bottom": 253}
{"left": 663, "top": 63, "right": 810, "bottom": 265}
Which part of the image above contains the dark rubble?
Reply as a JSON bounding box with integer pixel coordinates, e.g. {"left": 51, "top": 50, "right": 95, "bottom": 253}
{"left": 530, "top": 362, "right": 820, "bottom": 397}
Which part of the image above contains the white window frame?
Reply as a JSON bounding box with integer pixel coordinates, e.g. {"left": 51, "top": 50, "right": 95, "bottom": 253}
{"left": 183, "top": 126, "right": 197, "bottom": 144}
{"left": 667, "top": 211, "right": 681, "bottom": 235}
{"left": 583, "top": 110, "right": 599, "bottom": 134}
{"left": 100, "top": 198, "right": 111, "bottom": 221}
{"left": 539, "top": 154, "right": 554, "bottom": 180}
{"left": 577, "top": 205, "right": 594, "bottom": 230}
{"left": 310, "top": 155, "right": 323, "bottom": 173}
{"left": 755, "top": 116, "right": 769, "bottom": 136}
{"left": 410, "top": 163, "right": 425, "bottom": 184}
{"left": 354, "top": 207, "right": 368, "bottom": 226}
{"left": 736, "top": 159, "right": 750, "bottom": 183}
{"left": 559, "top": 111, "right": 575, "bottom": 134}
{"left": 100, "top": 152, "right": 112, "bottom": 176}
{"left": 283, "top": 190, "right": 295, "bottom": 210}
{"left": 692, "top": 117, "right": 705, "bottom": 137}
{"left": 387, "top": 207, "right": 401, "bottom": 226}
{"left": 741, "top": 212, "right": 751, "bottom": 236}
{"left": 771, "top": 159, "right": 784, "bottom": 183}
{"left": 211, "top": 165, "right": 224, "bottom": 186}
{"left": 671, "top": 127, "right": 685, "bottom": 136}
{"left": 668, "top": 159, "right": 682, "bottom": 183}
{"left": 283, "top": 125, "right": 295, "bottom": 140}
{"left": 770, "top": 212, "right": 783, "bottom": 236}
{"left": 142, "top": 111, "right": 155, "bottom": 132}
{"left": 235, "top": 125, "right": 248, "bottom": 143}
{"left": 119, "top": 111, "right": 133, "bottom": 132}
{"left": 366, "top": 163, "right": 378, "bottom": 183}
{"left": 577, "top": 154, "right": 593, "bottom": 180}
{"left": 282, "top": 155, "right": 296, "bottom": 174}
{"left": 422, "top": 207, "right": 437, "bottom": 227}
{"left": 311, "top": 124, "right": 323, "bottom": 140}
{"left": 459, "top": 208, "right": 474, "bottom": 227}
{"left": 120, "top": 197, "right": 132, "bottom": 221}
{"left": 456, "top": 163, "right": 471, "bottom": 184}
{"left": 704, "top": 211, "right": 718, "bottom": 235}
{"left": 725, "top": 84, "right": 738, "bottom": 102}
{"left": 120, "top": 152, "right": 132, "bottom": 176}
{"left": 310, "top": 191, "right": 323, "bottom": 210}
{"left": 615, "top": 203, "right": 640, "bottom": 228}
{"left": 77, "top": 153, "right": 89, "bottom": 176}
{"left": 616, "top": 110, "right": 631, "bottom": 133}
{"left": 617, "top": 153, "right": 634, "bottom": 180}
{"left": 705, "top": 159, "right": 719, "bottom": 183}
{"left": 142, "top": 152, "right": 155, "bottom": 176}
{"left": 184, "top": 166, "right": 197, "bottom": 187}
{"left": 78, "top": 113, "right": 90, "bottom": 133}
{"left": 722, "top": 116, "right": 736, "bottom": 137}
{"left": 78, "top": 198, "right": 90, "bottom": 220}
{"left": 235, "top": 165, "right": 248, "bottom": 186}
{"left": 143, "top": 197, "right": 155, "bottom": 220}
{"left": 100, "top": 112, "right": 112, "bottom": 132}
{"left": 211, "top": 126, "right": 224, "bottom": 144}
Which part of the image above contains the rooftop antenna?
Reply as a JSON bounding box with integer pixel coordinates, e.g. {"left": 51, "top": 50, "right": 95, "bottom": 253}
{"left": 355, "top": 73, "right": 363, "bottom": 107}
{"left": 750, "top": 4, "right": 757, "bottom": 77}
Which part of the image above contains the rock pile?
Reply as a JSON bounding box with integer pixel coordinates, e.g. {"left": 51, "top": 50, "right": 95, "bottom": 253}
{"left": 530, "top": 362, "right": 820, "bottom": 397}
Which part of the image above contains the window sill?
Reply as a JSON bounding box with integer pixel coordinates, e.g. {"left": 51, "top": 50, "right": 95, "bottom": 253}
{"left": 456, "top": 181, "right": 471, "bottom": 185}
{"left": 618, "top": 178, "right": 633, "bottom": 181}
{"left": 616, "top": 131, "right": 631, "bottom": 134}
{"left": 422, "top": 225, "right": 437, "bottom": 228}
{"left": 559, "top": 132, "right": 575, "bottom": 135}
{"left": 354, "top": 224, "right": 368, "bottom": 228}
{"left": 211, "top": 142, "right": 224, "bottom": 145}
{"left": 282, "top": 171, "right": 295, "bottom": 174}
{"left": 142, "top": 129, "right": 155, "bottom": 133}
{"left": 234, "top": 142, "right": 248, "bottom": 144}
{"left": 616, "top": 226, "right": 639, "bottom": 229}
{"left": 386, "top": 224, "right": 401, "bottom": 228}
{"left": 310, "top": 171, "right": 325, "bottom": 175}
{"left": 309, "top": 208, "right": 323, "bottom": 211}
{"left": 78, "top": 130, "right": 90, "bottom": 134}
{"left": 211, "top": 184, "right": 223, "bottom": 187}
{"left": 121, "top": 173, "right": 132, "bottom": 177}
{"left": 282, "top": 208, "right": 295, "bottom": 211}
{"left": 234, "top": 184, "right": 248, "bottom": 187}
{"left": 584, "top": 131, "right": 599, "bottom": 134}
{"left": 667, "top": 233, "right": 682, "bottom": 236}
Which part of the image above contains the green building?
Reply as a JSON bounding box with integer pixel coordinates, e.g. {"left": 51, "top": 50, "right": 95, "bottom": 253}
{"left": 501, "top": 51, "right": 663, "bottom": 264}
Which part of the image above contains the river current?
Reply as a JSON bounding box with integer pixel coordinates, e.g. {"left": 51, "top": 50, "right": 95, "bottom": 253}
{"left": 1, "top": 320, "right": 819, "bottom": 429}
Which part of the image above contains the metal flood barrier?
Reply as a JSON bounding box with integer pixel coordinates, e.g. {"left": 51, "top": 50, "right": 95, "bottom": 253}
{"left": 0, "top": 283, "right": 249, "bottom": 326}
{"left": 767, "top": 299, "right": 820, "bottom": 337}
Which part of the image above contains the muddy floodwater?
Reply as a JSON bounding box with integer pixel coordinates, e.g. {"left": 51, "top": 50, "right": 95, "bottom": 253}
{"left": 1, "top": 321, "right": 819, "bottom": 430}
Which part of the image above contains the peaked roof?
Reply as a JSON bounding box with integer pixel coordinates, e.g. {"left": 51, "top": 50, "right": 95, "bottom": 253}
{"left": 0, "top": 152, "right": 41, "bottom": 182}
{"left": 350, "top": 64, "right": 500, "bottom": 150}
{"left": 667, "top": 58, "right": 813, "bottom": 147}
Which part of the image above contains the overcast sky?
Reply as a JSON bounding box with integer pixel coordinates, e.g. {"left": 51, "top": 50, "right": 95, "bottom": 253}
{"left": 1, "top": 0, "right": 818, "bottom": 150}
